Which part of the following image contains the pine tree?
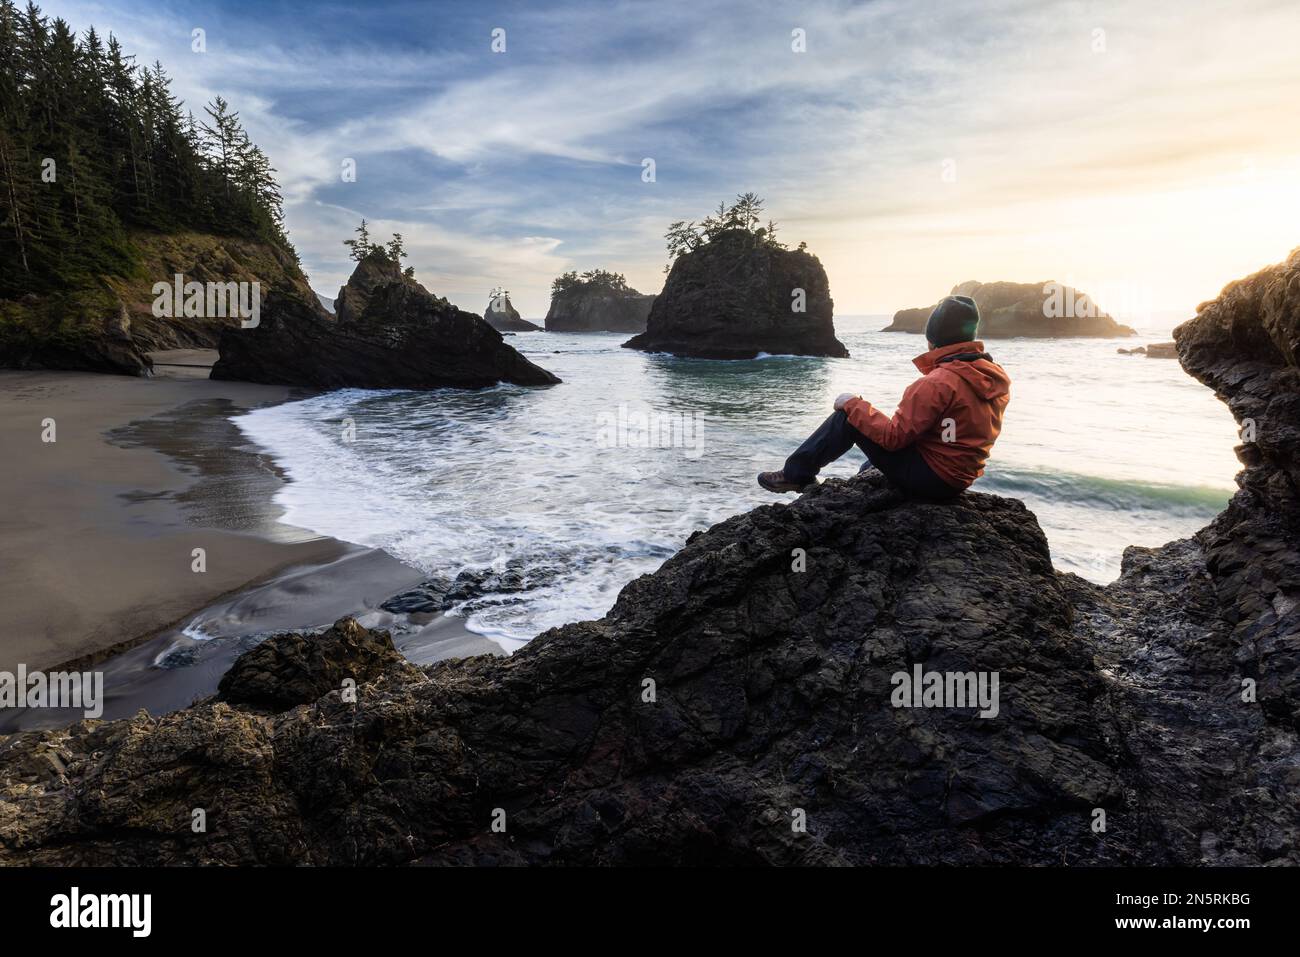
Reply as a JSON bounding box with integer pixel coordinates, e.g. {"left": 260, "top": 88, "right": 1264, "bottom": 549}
{"left": 103, "top": 34, "right": 143, "bottom": 219}
{"left": 385, "top": 232, "right": 405, "bottom": 264}
{"left": 0, "top": 2, "right": 292, "bottom": 298}
{"left": 200, "top": 95, "right": 239, "bottom": 211}
{"left": 0, "top": 0, "right": 31, "bottom": 281}
{"left": 343, "top": 218, "right": 374, "bottom": 260}
{"left": 663, "top": 194, "right": 784, "bottom": 271}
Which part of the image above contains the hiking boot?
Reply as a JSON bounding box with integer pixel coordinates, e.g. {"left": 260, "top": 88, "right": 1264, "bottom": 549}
{"left": 757, "top": 470, "right": 815, "bottom": 494}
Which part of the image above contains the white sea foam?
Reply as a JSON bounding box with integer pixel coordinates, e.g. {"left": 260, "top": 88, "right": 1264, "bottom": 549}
{"left": 232, "top": 321, "right": 1240, "bottom": 649}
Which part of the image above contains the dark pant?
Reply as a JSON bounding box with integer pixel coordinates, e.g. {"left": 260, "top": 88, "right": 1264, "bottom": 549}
{"left": 784, "top": 411, "right": 961, "bottom": 501}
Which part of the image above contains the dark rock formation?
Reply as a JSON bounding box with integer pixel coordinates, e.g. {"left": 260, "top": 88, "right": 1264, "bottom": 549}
{"left": 0, "top": 478, "right": 1109, "bottom": 865}
{"left": 2, "top": 249, "right": 1298, "bottom": 866}
{"left": 332, "top": 252, "right": 427, "bottom": 325}
{"left": 545, "top": 283, "right": 654, "bottom": 333}
{"left": 380, "top": 561, "right": 560, "bottom": 618}
{"left": 217, "top": 618, "right": 412, "bottom": 712}
{"left": 0, "top": 296, "right": 152, "bottom": 376}
{"left": 1118, "top": 342, "right": 1177, "bottom": 358}
{"left": 884, "top": 280, "right": 1137, "bottom": 338}
{"left": 3, "top": 449, "right": 1296, "bottom": 864}
{"left": 484, "top": 294, "right": 540, "bottom": 332}
{"left": 1175, "top": 245, "right": 1300, "bottom": 731}
{"left": 211, "top": 253, "right": 560, "bottom": 390}
{"left": 882, "top": 305, "right": 932, "bottom": 337}
{"left": 624, "top": 231, "right": 847, "bottom": 359}
{"left": 379, "top": 578, "right": 455, "bottom": 615}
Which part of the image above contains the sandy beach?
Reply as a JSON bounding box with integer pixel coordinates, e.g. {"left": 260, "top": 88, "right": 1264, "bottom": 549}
{"left": 0, "top": 353, "right": 498, "bottom": 724}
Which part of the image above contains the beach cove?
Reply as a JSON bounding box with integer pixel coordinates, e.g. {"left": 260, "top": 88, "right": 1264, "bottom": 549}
{"left": 0, "top": 355, "right": 498, "bottom": 729}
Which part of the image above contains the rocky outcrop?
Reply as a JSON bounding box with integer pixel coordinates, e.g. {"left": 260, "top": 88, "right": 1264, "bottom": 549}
{"left": 0, "top": 232, "right": 317, "bottom": 377}
{"left": 1174, "top": 245, "right": 1300, "bottom": 731}
{"left": 3, "top": 249, "right": 1298, "bottom": 866}
{"left": 332, "top": 252, "right": 426, "bottom": 324}
{"left": 885, "top": 281, "right": 1137, "bottom": 338}
{"left": 1118, "top": 342, "right": 1177, "bottom": 358}
{"left": 2, "top": 454, "right": 1296, "bottom": 865}
{"left": 624, "top": 231, "right": 847, "bottom": 358}
{"left": 484, "top": 294, "right": 540, "bottom": 332}
{"left": 211, "top": 253, "right": 560, "bottom": 390}
{"left": 0, "top": 479, "right": 1111, "bottom": 865}
{"left": 125, "top": 232, "right": 321, "bottom": 349}
{"left": 0, "top": 295, "right": 152, "bottom": 376}
{"left": 381, "top": 561, "right": 536, "bottom": 614}
{"left": 217, "top": 618, "right": 412, "bottom": 712}
{"left": 545, "top": 284, "right": 654, "bottom": 333}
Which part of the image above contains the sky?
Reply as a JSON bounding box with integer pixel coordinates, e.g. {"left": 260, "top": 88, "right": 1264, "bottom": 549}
{"left": 39, "top": 0, "right": 1300, "bottom": 322}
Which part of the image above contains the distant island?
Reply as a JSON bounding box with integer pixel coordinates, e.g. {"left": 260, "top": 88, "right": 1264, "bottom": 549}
{"left": 545, "top": 269, "right": 654, "bottom": 332}
{"left": 885, "top": 281, "right": 1138, "bottom": 338}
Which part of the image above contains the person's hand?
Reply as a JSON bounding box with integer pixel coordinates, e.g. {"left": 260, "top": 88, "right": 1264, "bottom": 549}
{"left": 834, "top": 392, "right": 859, "bottom": 411}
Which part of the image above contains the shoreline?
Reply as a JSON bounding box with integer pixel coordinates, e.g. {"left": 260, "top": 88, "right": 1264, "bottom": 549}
{"left": 0, "top": 357, "right": 497, "bottom": 728}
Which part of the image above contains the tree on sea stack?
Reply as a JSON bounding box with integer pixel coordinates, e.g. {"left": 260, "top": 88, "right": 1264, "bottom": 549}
{"left": 662, "top": 191, "right": 785, "bottom": 272}
{"left": 624, "top": 193, "right": 848, "bottom": 360}
{"left": 343, "top": 219, "right": 374, "bottom": 261}
{"left": 385, "top": 232, "right": 407, "bottom": 266}
{"left": 551, "top": 269, "right": 630, "bottom": 294}
{"left": 343, "top": 220, "right": 414, "bottom": 278}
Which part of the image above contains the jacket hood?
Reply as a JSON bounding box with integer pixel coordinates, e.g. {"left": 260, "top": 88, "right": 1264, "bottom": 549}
{"left": 914, "top": 340, "right": 1011, "bottom": 401}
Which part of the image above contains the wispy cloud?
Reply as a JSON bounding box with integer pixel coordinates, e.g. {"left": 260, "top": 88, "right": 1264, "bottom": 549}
{"left": 40, "top": 0, "right": 1300, "bottom": 320}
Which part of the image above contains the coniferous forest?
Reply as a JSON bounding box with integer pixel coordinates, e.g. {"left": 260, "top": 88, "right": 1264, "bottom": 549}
{"left": 0, "top": 0, "right": 289, "bottom": 302}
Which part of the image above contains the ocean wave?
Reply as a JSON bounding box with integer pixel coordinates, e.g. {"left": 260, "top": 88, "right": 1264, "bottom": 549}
{"left": 978, "top": 466, "right": 1232, "bottom": 515}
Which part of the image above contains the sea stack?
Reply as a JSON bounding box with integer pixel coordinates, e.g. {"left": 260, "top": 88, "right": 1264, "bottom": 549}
{"left": 544, "top": 270, "right": 655, "bottom": 332}
{"left": 623, "top": 230, "right": 848, "bottom": 359}
{"left": 884, "top": 280, "right": 1137, "bottom": 338}
{"left": 483, "top": 291, "right": 541, "bottom": 332}
{"left": 211, "top": 250, "right": 559, "bottom": 389}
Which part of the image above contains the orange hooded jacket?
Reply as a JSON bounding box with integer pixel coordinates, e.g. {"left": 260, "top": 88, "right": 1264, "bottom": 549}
{"left": 841, "top": 340, "right": 1011, "bottom": 490}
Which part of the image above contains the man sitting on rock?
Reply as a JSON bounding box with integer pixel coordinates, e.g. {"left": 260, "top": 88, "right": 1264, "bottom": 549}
{"left": 758, "top": 295, "right": 1010, "bottom": 500}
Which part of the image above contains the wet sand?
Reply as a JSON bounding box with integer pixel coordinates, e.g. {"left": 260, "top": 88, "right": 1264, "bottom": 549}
{"left": 0, "top": 356, "right": 499, "bottom": 725}
{"left": 0, "top": 545, "right": 494, "bottom": 731}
